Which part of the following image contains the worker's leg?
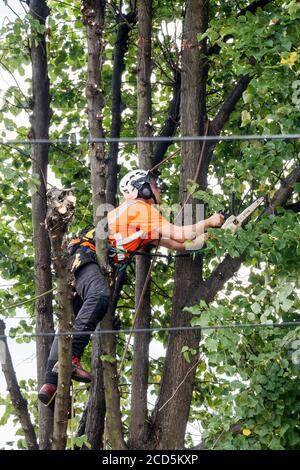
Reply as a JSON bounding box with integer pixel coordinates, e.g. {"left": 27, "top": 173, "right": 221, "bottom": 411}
{"left": 71, "top": 262, "right": 110, "bottom": 358}
{"left": 43, "top": 262, "right": 109, "bottom": 385}
{"left": 43, "top": 289, "right": 83, "bottom": 386}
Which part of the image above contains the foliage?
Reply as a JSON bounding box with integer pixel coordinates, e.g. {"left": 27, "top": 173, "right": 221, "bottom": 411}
{"left": 0, "top": 0, "right": 299, "bottom": 449}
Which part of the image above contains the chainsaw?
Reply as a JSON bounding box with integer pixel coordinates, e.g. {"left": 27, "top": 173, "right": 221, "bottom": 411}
{"left": 221, "top": 196, "right": 264, "bottom": 234}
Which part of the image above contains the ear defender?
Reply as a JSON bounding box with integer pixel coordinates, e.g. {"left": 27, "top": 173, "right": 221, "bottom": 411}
{"left": 131, "top": 178, "right": 153, "bottom": 200}
{"left": 138, "top": 182, "right": 153, "bottom": 199}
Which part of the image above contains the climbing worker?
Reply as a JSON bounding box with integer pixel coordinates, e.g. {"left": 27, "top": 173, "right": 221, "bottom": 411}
{"left": 38, "top": 169, "right": 224, "bottom": 408}
{"left": 107, "top": 169, "right": 224, "bottom": 261}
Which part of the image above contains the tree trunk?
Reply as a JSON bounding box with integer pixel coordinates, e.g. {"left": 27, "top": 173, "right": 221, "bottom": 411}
{"left": 28, "top": 0, "right": 54, "bottom": 450}
{"left": 149, "top": 0, "right": 209, "bottom": 449}
{"left": 46, "top": 189, "right": 76, "bottom": 450}
{"left": 83, "top": 0, "right": 126, "bottom": 450}
{"left": 129, "top": 0, "right": 153, "bottom": 448}
{"left": 106, "top": 11, "right": 136, "bottom": 207}
{"left": 0, "top": 321, "right": 38, "bottom": 450}
{"left": 80, "top": 12, "right": 135, "bottom": 447}
{"left": 84, "top": 333, "right": 106, "bottom": 449}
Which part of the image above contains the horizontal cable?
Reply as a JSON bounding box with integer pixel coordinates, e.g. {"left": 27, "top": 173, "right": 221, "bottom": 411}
{"left": 1, "top": 321, "right": 300, "bottom": 340}
{"left": 1, "top": 134, "right": 300, "bottom": 145}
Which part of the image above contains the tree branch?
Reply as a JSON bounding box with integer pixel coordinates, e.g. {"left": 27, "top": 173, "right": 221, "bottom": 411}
{"left": 106, "top": 11, "right": 136, "bottom": 207}
{"left": 192, "top": 165, "right": 300, "bottom": 305}
{"left": 238, "top": 0, "right": 273, "bottom": 16}
{"left": 0, "top": 320, "right": 38, "bottom": 450}
{"left": 208, "top": 0, "right": 273, "bottom": 56}
{"left": 263, "top": 165, "right": 300, "bottom": 216}
{"left": 197, "top": 74, "right": 252, "bottom": 189}
{"left": 211, "top": 74, "right": 252, "bottom": 136}
{"left": 152, "top": 70, "right": 181, "bottom": 168}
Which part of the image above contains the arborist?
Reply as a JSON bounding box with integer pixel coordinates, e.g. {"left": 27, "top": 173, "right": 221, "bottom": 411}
{"left": 38, "top": 169, "right": 224, "bottom": 407}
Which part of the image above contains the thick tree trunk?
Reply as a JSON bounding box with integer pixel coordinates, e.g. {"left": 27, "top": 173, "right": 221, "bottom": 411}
{"left": 129, "top": 0, "right": 152, "bottom": 448}
{"left": 46, "top": 189, "right": 76, "bottom": 450}
{"left": 83, "top": 0, "right": 126, "bottom": 450}
{"left": 149, "top": 0, "right": 209, "bottom": 449}
{"left": 0, "top": 321, "right": 38, "bottom": 450}
{"left": 28, "top": 0, "right": 54, "bottom": 450}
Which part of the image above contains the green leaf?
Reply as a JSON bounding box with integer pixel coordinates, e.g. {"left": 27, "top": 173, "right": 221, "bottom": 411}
{"left": 100, "top": 355, "right": 116, "bottom": 364}
{"left": 293, "top": 182, "right": 300, "bottom": 193}
{"left": 280, "top": 298, "right": 294, "bottom": 312}
{"left": 241, "top": 110, "right": 251, "bottom": 127}
{"left": 251, "top": 302, "right": 261, "bottom": 314}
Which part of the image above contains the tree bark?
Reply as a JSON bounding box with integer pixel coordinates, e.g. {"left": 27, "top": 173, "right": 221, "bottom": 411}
{"left": 82, "top": 6, "right": 135, "bottom": 436}
{"left": 128, "top": 0, "right": 153, "bottom": 448}
{"left": 83, "top": 0, "right": 126, "bottom": 450}
{"left": 152, "top": 70, "right": 181, "bottom": 168}
{"left": 84, "top": 333, "right": 106, "bottom": 449}
{"left": 28, "top": 0, "right": 54, "bottom": 450}
{"left": 136, "top": 0, "right": 153, "bottom": 170}
{"left": 198, "top": 74, "right": 253, "bottom": 185}
{"left": 106, "top": 11, "right": 136, "bottom": 207}
{"left": 82, "top": 8, "right": 135, "bottom": 449}
{"left": 0, "top": 321, "right": 38, "bottom": 450}
{"left": 46, "top": 189, "right": 76, "bottom": 450}
{"left": 149, "top": 0, "right": 209, "bottom": 450}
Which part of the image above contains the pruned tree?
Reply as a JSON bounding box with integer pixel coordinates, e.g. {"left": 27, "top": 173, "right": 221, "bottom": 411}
{"left": 1, "top": 0, "right": 299, "bottom": 451}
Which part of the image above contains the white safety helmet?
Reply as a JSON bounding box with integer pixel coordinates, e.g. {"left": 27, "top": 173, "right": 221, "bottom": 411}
{"left": 119, "top": 169, "right": 149, "bottom": 199}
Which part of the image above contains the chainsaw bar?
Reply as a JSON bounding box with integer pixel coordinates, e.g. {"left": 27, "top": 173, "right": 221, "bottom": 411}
{"left": 221, "top": 197, "right": 264, "bottom": 233}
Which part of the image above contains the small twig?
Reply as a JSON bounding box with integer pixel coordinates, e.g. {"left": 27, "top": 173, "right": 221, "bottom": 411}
{"left": 158, "top": 360, "right": 201, "bottom": 413}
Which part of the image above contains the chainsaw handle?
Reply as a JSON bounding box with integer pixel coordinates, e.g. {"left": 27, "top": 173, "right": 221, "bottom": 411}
{"left": 219, "top": 208, "right": 232, "bottom": 221}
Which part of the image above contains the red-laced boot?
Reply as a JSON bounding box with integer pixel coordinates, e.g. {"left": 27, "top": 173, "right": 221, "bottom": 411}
{"left": 38, "top": 383, "right": 57, "bottom": 408}
{"left": 52, "top": 356, "right": 92, "bottom": 383}
{"left": 38, "top": 383, "right": 74, "bottom": 418}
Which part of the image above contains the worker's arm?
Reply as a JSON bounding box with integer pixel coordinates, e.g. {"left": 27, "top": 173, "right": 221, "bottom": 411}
{"left": 151, "top": 232, "right": 209, "bottom": 252}
{"left": 158, "top": 237, "right": 186, "bottom": 251}
{"left": 159, "top": 213, "right": 224, "bottom": 243}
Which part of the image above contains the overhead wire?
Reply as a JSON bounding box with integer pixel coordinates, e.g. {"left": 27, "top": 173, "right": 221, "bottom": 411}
{"left": 0, "top": 320, "right": 300, "bottom": 341}
{"left": 1, "top": 134, "right": 300, "bottom": 145}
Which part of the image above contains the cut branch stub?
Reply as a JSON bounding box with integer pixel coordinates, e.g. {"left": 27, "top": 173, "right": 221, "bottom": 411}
{"left": 46, "top": 188, "right": 76, "bottom": 235}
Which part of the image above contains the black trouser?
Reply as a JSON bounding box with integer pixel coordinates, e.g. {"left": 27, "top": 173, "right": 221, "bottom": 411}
{"left": 44, "top": 262, "right": 110, "bottom": 386}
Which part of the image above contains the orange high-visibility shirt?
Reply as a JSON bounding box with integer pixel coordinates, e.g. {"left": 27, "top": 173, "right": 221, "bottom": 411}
{"left": 107, "top": 199, "right": 169, "bottom": 262}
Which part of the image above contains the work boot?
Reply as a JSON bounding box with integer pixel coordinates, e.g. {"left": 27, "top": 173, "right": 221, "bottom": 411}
{"left": 52, "top": 356, "right": 92, "bottom": 383}
{"left": 38, "top": 383, "right": 57, "bottom": 409}
{"left": 38, "top": 383, "right": 74, "bottom": 418}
